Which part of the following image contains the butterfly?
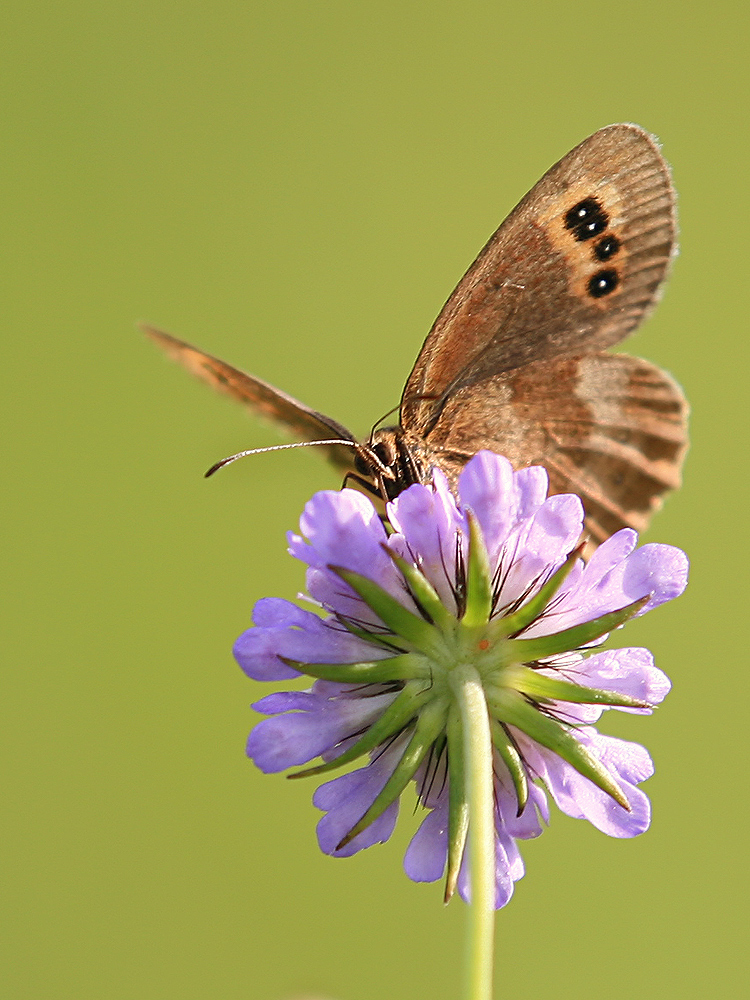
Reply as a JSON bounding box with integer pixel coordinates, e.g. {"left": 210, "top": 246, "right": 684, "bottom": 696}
{"left": 145, "top": 123, "right": 688, "bottom": 546}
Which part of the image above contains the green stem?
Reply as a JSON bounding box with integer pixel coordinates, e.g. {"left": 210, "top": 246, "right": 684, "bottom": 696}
{"left": 450, "top": 663, "right": 495, "bottom": 1000}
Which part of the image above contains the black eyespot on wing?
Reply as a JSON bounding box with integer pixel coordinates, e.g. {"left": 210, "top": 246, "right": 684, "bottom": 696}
{"left": 593, "top": 234, "right": 621, "bottom": 261}
{"left": 563, "top": 197, "right": 609, "bottom": 241}
{"left": 588, "top": 268, "right": 619, "bottom": 298}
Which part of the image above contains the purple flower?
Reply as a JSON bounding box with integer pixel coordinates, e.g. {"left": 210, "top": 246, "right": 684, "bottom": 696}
{"left": 235, "top": 452, "right": 688, "bottom": 909}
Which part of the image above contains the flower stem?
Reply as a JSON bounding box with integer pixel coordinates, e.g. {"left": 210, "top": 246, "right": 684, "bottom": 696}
{"left": 451, "top": 663, "right": 495, "bottom": 1000}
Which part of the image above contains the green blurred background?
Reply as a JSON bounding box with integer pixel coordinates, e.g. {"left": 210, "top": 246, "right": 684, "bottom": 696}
{"left": 3, "top": 2, "right": 746, "bottom": 998}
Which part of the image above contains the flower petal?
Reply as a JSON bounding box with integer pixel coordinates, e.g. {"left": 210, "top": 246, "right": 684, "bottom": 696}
{"left": 494, "top": 765, "right": 548, "bottom": 839}
{"left": 387, "top": 475, "right": 464, "bottom": 611}
{"left": 288, "top": 490, "right": 405, "bottom": 616}
{"left": 513, "top": 465, "right": 551, "bottom": 519}
{"left": 621, "top": 543, "right": 690, "bottom": 613}
{"left": 248, "top": 688, "right": 398, "bottom": 772}
{"left": 456, "top": 452, "right": 518, "bottom": 561}
{"left": 404, "top": 797, "right": 449, "bottom": 883}
{"left": 496, "top": 492, "right": 584, "bottom": 612}
{"left": 521, "top": 732, "right": 653, "bottom": 837}
{"left": 456, "top": 830, "right": 524, "bottom": 909}
{"left": 577, "top": 647, "right": 672, "bottom": 711}
{"left": 538, "top": 532, "right": 688, "bottom": 635}
{"left": 234, "top": 599, "right": 388, "bottom": 680}
{"left": 314, "top": 742, "right": 404, "bottom": 856}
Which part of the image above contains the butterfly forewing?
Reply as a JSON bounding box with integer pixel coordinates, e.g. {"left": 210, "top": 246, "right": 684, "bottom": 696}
{"left": 401, "top": 124, "right": 677, "bottom": 438}
{"left": 143, "top": 326, "right": 359, "bottom": 473}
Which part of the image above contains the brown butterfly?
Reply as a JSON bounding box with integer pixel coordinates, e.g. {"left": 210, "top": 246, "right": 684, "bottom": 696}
{"left": 146, "top": 123, "right": 688, "bottom": 545}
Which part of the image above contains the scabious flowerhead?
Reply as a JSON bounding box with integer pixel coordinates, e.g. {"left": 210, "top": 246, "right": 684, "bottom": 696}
{"left": 235, "top": 452, "right": 687, "bottom": 908}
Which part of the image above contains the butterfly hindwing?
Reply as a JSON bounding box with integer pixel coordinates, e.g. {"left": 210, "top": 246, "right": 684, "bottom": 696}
{"left": 416, "top": 352, "right": 688, "bottom": 543}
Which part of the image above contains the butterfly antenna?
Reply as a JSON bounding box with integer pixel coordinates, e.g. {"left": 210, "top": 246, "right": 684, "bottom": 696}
{"left": 205, "top": 439, "right": 357, "bottom": 478}
{"left": 368, "top": 404, "right": 400, "bottom": 441}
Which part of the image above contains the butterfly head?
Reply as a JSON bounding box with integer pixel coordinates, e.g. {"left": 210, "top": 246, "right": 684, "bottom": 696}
{"left": 350, "top": 427, "right": 431, "bottom": 502}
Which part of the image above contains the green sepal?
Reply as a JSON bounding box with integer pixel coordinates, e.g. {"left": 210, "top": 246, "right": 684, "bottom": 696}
{"left": 382, "top": 545, "right": 456, "bottom": 632}
{"left": 335, "top": 618, "right": 407, "bottom": 654}
{"left": 444, "top": 707, "right": 469, "bottom": 902}
{"left": 281, "top": 651, "right": 430, "bottom": 684}
{"left": 288, "top": 679, "right": 429, "bottom": 780}
{"left": 487, "top": 689, "right": 630, "bottom": 810}
{"left": 514, "top": 667, "right": 652, "bottom": 709}
{"left": 507, "top": 596, "right": 649, "bottom": 662}
{"left": 490, "top": 718, "right": 528, "bottom": 815}
{"left": 336, "top": 698, "right": 448, "bottom": 849}
{"left": 491, "top": 542, "right": 585, "bottom": 639}
{"left": 329, "top": 565, "right": 443, "bottom": 657}
{"left": 461, "top": 511, "right": 493, "bottom": 628}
